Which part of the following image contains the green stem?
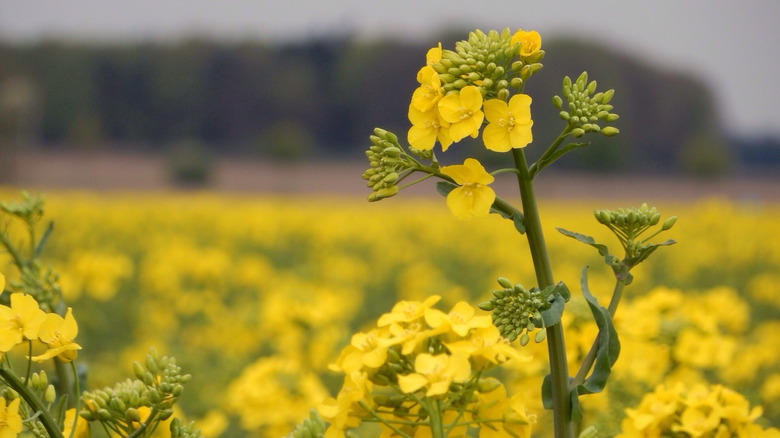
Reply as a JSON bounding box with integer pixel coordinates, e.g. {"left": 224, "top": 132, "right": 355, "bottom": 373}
{"left": 68, "top": 361, "right": 81, "bottom": 438}
{"left": 571, "top": 277, "right": 626, "bottom": 387}
{"left": 0, "top": 366, "right": 63, "bottom": 438}
{"left": 528, "top": 128, "right": 572, "bottom": 178}
{"left": 428, "top": 399, "right": 445, "bottom": 438}
{"left": 511, "top": 148, "right": 574, "bottom": 438}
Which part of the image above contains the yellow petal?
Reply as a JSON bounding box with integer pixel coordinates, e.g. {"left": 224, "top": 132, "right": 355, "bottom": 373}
{"left": 509, "top": 122, "right": 533, "bottom": 149}
{"left": 508, "top": 94, "right": 532, "bottom": 123}
{"left": 483, "top": 99, "right": 508, "bottom": 124}
{"left": 483, "top": 123, "right": 512, "bottom": 152}
{"left": 398, "top": 373, "right": 428, "bottom": 394}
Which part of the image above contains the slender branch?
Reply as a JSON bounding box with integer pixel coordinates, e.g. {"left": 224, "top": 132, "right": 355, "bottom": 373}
{"left": 528, "top": 128, "right": 573, "bottom": 178}
{"left": 511, "top": 148, "right": 574, "bottom": 438}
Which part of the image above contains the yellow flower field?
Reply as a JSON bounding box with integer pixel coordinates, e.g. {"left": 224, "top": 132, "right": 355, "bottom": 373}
{"left": 1, "top": 190, "right": 778, "bottom": 436}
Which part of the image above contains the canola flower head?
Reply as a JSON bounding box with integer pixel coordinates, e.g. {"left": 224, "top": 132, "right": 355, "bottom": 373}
{"left": 0, "top": 292, "right": 47, "bottom": 352}
{"left": 0, "top": 398, "right": 23, "bottom": 438}
{"left": 440, "top": 158, "right": 496, "bottom": 220}
{"left": 483, "top": 94, "right": 534, "bottom": 152}
{"left": 31, "top": 307, "right": 82, "bottom": 362}
{"left": 511, "top": 29, "right": 542, "bottom": 58}
{"left": 480, "top": 279, "right": 550, "bottom": 345}
{"left": 437, "top": 85, "right": 484, "bottom": 142}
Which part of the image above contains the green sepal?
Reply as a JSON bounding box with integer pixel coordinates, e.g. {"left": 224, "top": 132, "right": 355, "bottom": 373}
{"left": 435, "top": 181, "right": 457, "bottom": 197}
{"left": 577, "top": 266, "right": 620, "bottom": 396}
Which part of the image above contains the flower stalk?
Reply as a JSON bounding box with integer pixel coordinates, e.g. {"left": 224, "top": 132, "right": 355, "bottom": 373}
{"left": 512, "top": 148, "right": 575, "bottom": 438}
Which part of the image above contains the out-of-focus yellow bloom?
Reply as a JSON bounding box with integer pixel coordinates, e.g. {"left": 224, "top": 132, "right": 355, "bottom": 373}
{"left": 424, "top": 300, "right": 492, "bottom": 337}
{"left": 0, "top": 293, "right": 47, "bottom": 352}
{"left": 445, "top": 325, "right": 530, "bottom": 370}
{"left": 318, "top": 371, "right": 372, "bottom": 437}
{"left": 440, "top": 159, "right": 495, "bottom": 220}
{"left": 407, "top": 105, "right": 453, "bottom": 151}
{"left": 378, "top": 295, "right": 441, "bottom": 327}
{"left": 511, "top": 30, "right": 542, "bottom": 57}
{"left": 62, "top": 408, "right": 90, "bottom": 438}
{"left": 482, "top": 94, "right": 533, "bottom": 152}
{"left": 0, "top": 398, "right": 22, "bottom": 438}
{"left": 397, "top": 352, "right": 471, "bottom": 397}
{"left": 31, "top": 308, "right": 82, "bottom": 362}
{"left": 0, "top": 272, "right": 4, "bottom": 292}
{"left": 437, "top": 85, "right": 484, "bottom": 142}
{"left": 411, "top": 66, "right": 443, "bottom": 113}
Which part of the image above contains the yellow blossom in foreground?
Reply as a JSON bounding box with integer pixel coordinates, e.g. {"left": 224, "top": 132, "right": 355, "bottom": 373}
{"left": 62, "top": 408, "right": 90, "bottom": 438}
{"left": 377, "top": 295, "right": 441, "bottom": 327}
{"left": 407, "top": 105, "right": 452, "bottom": 151}
{"left": 511, "top": 30, "right": 542, "bottom": 57}
{"left": 440, "top": 158, "right": 496, "bottom": 220}
{"left": 0, "top": 293, "right": 47, "bottom": 352}
{"left": 397, "top": 352, "right": 471, "bottom": 397}
{"left": 411, "top": 66, "right": 443, "bottom": 113}
{"left": 437, "top": 85, "right": 484, "bottom": 142}
{"left": 482, "top": 94, "right": 533, "bottom": 152}
{"left": 0, "top": 398, "right": 23, "bottom": 438}
{"left": 31, "top": 308, "right": 82, "bottom": 362}
{"left": 318, "top": 371, "right": 372, "bottom": 438}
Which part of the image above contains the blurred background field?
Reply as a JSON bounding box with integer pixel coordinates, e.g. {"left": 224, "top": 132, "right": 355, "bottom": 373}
{"left": 1, "top": 1, "right": 780, "bottom": 436}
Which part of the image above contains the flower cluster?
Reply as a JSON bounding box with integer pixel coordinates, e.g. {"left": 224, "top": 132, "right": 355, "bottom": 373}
{"left": 617, "top": 382, "right": 780, "bottom": 437}
{"left": 318, "top": 296, "right": 535, "bottom": 437}
{"left": 0, "top": 291, "right": 81, "bottom": 362}
{"left": 554, "top": 71, "right": 619, "bottom": 137}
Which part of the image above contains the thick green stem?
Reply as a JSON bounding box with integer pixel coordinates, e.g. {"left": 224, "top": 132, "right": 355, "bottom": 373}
{"left": 512, "top": 148, "right": 574, "bottom": 438}
{"left": 0, "top": 366, "right": 63, "bottom": 438}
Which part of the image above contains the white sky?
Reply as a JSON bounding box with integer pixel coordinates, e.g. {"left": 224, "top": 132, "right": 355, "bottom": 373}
{"left": 2, "top": 0, "right": 779, "bottom": 137}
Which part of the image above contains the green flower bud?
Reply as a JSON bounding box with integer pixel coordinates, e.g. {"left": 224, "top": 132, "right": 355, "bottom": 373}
{"left": 133, "top": 362, "right": 146, "bottom": 381}
{"left": 600, "top": 126, "right": 619, "bottom": 136}
{"left": 44, "top": 385, "right": 56, "bottom": 403}
{"left": 477, "top": 377, "right": 502, "bottom": 393}
{"left": 661, "top": 216, "right": 677, "bottom": 230}
{"left": 571, "top": 128, "right": 585, "bottom": 138}
{"left": 98, "top": 409, "right": 113, "bottom": 421}
{"left": 126, "top": 407, "right": 141, "bottom": 423}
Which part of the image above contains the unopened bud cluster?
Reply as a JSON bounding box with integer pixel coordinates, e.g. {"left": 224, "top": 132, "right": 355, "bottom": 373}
{"left": 595, "top": 203, "right": 676, "bottom": 265}
{"left": 433, "top": 28, "right": 544, "bottom": 99}
{"left": 80, "top": 348, "right": 192, "bottom": 434}
{"left": 479, "top": 277, "right": 549, "bottom": 346}
{"left": 170, "top": 418, "right": 204, "bottom": 438}
{"left": 554, "top": 72, "right": 619, "bottom": 137}
{"left": 363, "top": 128, "right": 415, "bottom": 202}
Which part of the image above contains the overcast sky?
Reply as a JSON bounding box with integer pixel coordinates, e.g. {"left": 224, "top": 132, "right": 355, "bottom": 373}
{"left": 2, "top": 0, "right": 779, "bottom": 138}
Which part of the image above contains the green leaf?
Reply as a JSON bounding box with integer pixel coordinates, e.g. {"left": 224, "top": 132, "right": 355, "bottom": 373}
{"left": 556, "top": 228, "right": 609, "bottom": 257}
{"left": 435, "top": 181, "right": 457, "bottom": 197}
{"left": 578, "top": 266, "right": 620, "bottom": 395}
{"left": 540, "top": 291, "right": 566, "bottom": 327}
{"left": 489, "top": 203, "right": 525, "bottom": 234}
{"left": 541, "top": 374, "right": 553, "bottom": 410}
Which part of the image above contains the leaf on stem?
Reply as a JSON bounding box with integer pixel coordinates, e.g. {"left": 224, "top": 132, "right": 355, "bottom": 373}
{"left": 577, "top": 266, "right": 620, "bottom": 396}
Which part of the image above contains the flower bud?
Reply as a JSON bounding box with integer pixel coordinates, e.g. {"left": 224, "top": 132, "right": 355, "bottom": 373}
{"left": 600, "top": 127, "right": 619, "bottom": 137}
{"left": 44, "top": 385, "right": 56, "bottom": 403}
{"left": 661, "top": 216, "right": 677, "bottom": 231}
{"left": 126, "top": 407, "right": 141, "bottom": 423}
{"left": 477, "top": 377, "right": 502, "bottom": 393}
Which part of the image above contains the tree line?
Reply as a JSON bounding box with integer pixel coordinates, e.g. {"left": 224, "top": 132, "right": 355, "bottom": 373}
{"left": 0, "top": 31, "right": 765, "bottom": 175}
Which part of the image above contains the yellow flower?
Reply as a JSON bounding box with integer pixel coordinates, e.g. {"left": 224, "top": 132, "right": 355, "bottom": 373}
{"left": 318, "top": 371, "right": 372, "bottom": 437}
{"left": 377, "top": 295, "right": 441, "bottom": 327}
{"left": 407, "top": 105, "right": 453, "bottom": 151}
{"left": 0, "top": 398, "right": 23, "bottom": 438}
{"left": 437, "top": 85, "right": 484, "bottom": 142}
{"left": 511, "top": 30, "right": 542, "bottom": 57}
{"left": 397, "top": 352, "right": 471, "bottom": 397}
{"left": 439, "top": 159, "right": 496, "bottom": 220}
{"left": 424, "top": 300, "right": 492, "bottom": 338}
{"left": 411, "top": 66, "right": 443, "bottom": 113}
{"left": 426, "top": 42, "right": 442, "bottom": 66}
{"left": 445, "top": 325, "right": 530, "bottom": 370}
{"left": 31, "top": 308, "right": 82, "bottom": 362}
{"left": 482, "top": 94, "right": 533, "bottom": 152}
{"left": 0, "top": 293, "right": 47, "bottom": 352}
{"left": 62, "top": 408, "right": 90, "bottom": 438}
